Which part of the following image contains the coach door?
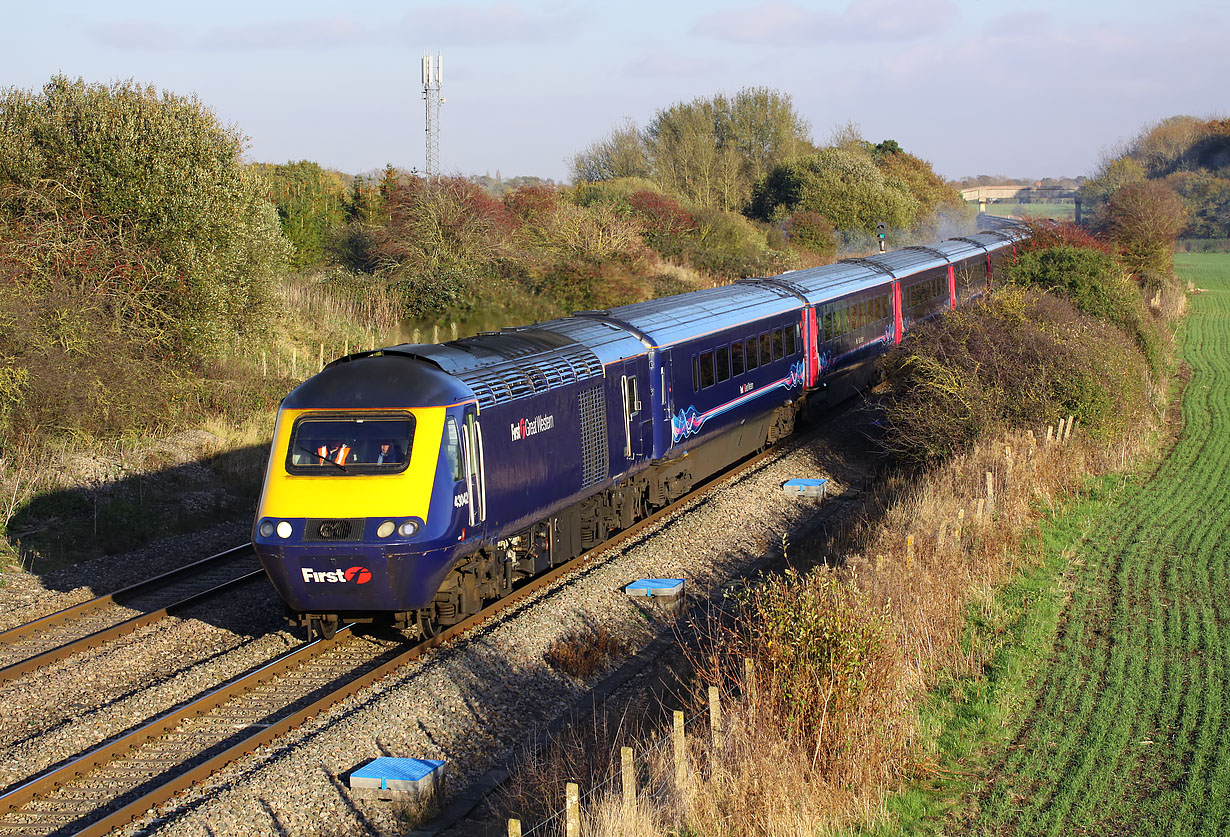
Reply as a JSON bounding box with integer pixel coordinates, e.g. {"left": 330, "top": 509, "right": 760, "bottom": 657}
{"left": 620, "top": 360, "right": 645, "bottom": 461}
{"left": 461, "top": 407, "right": 487, "bottom": 527}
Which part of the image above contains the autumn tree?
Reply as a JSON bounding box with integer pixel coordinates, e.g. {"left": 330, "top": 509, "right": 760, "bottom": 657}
{"left": 1104, "top": 181, "right": 1187, "bottom": 274}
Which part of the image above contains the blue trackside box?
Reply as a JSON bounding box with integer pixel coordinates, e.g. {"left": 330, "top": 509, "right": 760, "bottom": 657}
{"left": 783, "top": 478, "right": 828, "bottom": 499}
{"left": 625, "top": 578, "right": 685, "bottom": 599}
{"left": 350, "top": 757, "right": 445, "bottom": 795}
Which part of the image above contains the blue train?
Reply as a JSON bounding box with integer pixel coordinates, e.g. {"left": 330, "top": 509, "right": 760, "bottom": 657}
{"left": 253, "top": 226, "right": 1025, "bottom": 639}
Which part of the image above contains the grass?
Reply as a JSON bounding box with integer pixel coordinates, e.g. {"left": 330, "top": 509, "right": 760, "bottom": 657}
{"left": 873, "top": 252, "right": 1230, "bottom": 835}
{"left": 983, "top": 202, "right": 1077, "bottom": 222}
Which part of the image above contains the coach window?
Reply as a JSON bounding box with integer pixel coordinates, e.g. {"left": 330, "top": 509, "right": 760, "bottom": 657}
{"left": 760, "top": 332, "right": 772, "bottom": 365}
{"left": 771, "top": 328, "right": 783, "bottom": 361}
{"left": 699, "top": 350, "right": 716, "bottom": 389}
{"left": 716, "top": 345, "right": 730, "bottom": 383}
{"left": 731, "top": 339, "right": 745, "bottom": 376}
{"left": 784, "top": 324, "right": 796, "bottom": 356}
{"left": 745, "top": 336, "right": 759, "bottom": 370}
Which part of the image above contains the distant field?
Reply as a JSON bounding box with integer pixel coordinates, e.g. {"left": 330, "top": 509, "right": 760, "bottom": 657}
{"left": 981, "top": 201, "right": 1076, "bottom": 221}
{"left": 958, "top": 252, "right": 1230, "bottom": 834}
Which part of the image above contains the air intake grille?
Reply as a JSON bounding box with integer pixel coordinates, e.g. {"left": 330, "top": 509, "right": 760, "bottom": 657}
{"left": 579, "top": 386, "right": 608, "bottom": 488}
{"left": 304, "top": 518, "right": 365, "bottom": 541}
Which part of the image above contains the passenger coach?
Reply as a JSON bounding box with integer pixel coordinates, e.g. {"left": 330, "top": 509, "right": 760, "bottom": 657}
{"left": 253, "top": 223, "right": 1025, "bottom": 639}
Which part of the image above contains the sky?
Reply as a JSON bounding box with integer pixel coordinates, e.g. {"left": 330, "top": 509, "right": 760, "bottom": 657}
{"left": 4, "top": 0, "right": 1228, "bottom": 183}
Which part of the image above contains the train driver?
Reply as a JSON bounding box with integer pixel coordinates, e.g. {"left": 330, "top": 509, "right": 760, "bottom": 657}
{"left": 315, "top": 440, "right": 352, "bottom": 465}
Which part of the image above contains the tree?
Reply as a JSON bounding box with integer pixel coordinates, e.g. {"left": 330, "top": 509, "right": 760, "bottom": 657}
{"left": 870, "top": 142, "right": 963, "bottom": 217}
{"left": 0, "top": 75, "right": 289, "bottom": 354}
{"left": 260, "top": 160, "right": 348, "bottom": 269}
{"left": 1104, "top": 181, "right": 1187, "bottom": 274}
{"left": 570, "top": 119, "right": 650, "bottom": 183}
{"left": 748, "top": 147, "right": 919, "bottom": 232}
{"left": 643, "top": 88, "right": 812, "bottom": 212}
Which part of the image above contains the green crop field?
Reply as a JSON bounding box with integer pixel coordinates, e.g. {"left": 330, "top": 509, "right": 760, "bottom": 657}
{"left": 981, "top": 202, "right": 1077, "bottom": 222}
{"left": 952, "top": 253, "right": 1230, "bottom": 834}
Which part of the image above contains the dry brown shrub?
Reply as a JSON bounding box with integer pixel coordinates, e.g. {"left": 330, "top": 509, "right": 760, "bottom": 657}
{"left": 544, "top": 625, "right": 626, "bottom": 680}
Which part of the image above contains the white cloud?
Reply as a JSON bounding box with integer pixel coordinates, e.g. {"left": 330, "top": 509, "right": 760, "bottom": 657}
{"left": 403, "top": 3, "right": 585, "bottom": 45}
{"left": 695, "top": 0, "right": 959, "bottom": 45}
{"left": 624, "top": 51, "right": 725, "bottom": 78}
{"left": 91, "top": 21, "right": 188, "bottom": 50}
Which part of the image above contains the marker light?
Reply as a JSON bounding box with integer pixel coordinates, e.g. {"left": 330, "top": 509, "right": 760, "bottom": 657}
{"left": 377, "top": 521, "right": 396, "bottom": 538}
{"left": 259, "top": 520, "right": 275, "bottom": 538}
{"left": 276, "top": 521, "right": 293, "bottom": 539}
{"left": 398, "top": 521, "right": 420, "bottom": 537}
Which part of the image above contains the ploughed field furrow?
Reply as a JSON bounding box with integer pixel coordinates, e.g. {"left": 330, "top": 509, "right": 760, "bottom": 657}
{"left": 971, "top": 261, "right": 1230, "bottom": 835}
{"left": 0, "top": 630, "right": 405, "bottom": 835}
{"left": 0, "top": 549, "right": 261, "bottom": 681}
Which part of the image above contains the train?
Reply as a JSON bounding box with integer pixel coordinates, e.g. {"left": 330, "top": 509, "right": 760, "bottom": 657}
{"left": 252, "top": 222, "right": 1026, "bottom": 640}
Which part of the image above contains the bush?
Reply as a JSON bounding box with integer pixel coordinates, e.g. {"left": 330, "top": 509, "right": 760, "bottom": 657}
{"left": 731, "top": 569, "right": 898, "bottom": 759}
{"left": 678, "top": 207, "right": 785, "bottom": 279}
{"left": 1005, "top": 245, "right": 1165, "bottom": 374}
{"left": 879, "top": 286, "right": 1150, "bottom": 463}
{"left": 748, "top": 147, "right": 920, "bottom": 233}
{"left": 783, "top": 210, "right": 837, "bottom": 259}
{"left": 0, "top": 76, "right": 290, "bottom": 355}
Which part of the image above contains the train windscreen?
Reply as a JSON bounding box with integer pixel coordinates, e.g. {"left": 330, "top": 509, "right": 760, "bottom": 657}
{"left": 286, "top": 414, "right": 415, "bottom": 473}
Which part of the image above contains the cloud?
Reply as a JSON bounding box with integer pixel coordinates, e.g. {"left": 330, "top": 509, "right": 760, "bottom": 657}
{"left": 91, "top": 17, "right": 374, "bottom": 51}
{"left": 198, "top": 18, "right": 373, "bottom": 50}
{"left": 91, "top": 21, "right": 188, "bottom": 50}
{"left": 405, "top": 3, "right": 585, "bottom": 45}
{"left": 624, "top": 51, "right": 725, "bottom": 78}
{"left": 695, "top": 0, "right": 958, "bottom": 45}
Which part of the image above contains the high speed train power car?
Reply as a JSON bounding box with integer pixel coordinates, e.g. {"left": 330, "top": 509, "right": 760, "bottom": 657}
{"left": 253, "top": 226, "right": 1024, "bottom": 639}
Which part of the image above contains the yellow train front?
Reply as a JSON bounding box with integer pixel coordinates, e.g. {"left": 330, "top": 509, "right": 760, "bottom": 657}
{"left": 252, "top": 351, "right": 476, "bottom": 640}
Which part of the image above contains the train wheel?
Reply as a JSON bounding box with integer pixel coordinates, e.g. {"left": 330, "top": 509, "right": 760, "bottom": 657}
{"left": 310, "top": 616, "right": 339, "bottom": 641}
{"left": 413, "top": 608, "right": 438, "bottom": 640}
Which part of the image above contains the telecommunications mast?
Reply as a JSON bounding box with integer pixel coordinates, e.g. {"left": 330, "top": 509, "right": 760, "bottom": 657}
{"left": 422, "top": 52, "right": 444, "bottom": 181}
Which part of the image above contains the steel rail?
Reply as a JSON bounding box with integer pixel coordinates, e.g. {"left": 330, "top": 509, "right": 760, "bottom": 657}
{"left": 0, "top": 569, "right": 267, "bottom": 685}
{"left": 0, "top": 544, "right": 255, "bottom": 647}
{"left": 0, "top": 445, "right": 782, "bottom": 836}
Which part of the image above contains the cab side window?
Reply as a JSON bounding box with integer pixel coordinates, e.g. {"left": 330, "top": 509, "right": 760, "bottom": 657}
{"left": 444, "top": 418, "right": 464, "bottom": 481}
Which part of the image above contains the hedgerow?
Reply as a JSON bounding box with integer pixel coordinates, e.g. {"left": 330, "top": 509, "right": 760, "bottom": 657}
{"left": 879, "top": 285, "right": 1150, "bottom": 463}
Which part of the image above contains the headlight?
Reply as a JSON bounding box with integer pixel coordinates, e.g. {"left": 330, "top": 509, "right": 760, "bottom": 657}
{"left": 276, "top": 521, "right": 293, "bottom": 539}
{"left": 258, "top": 520, "right": 275, "bottom": 538}
{"left": 376, "top": 520, "right": 396, "bottom": 538}
{"left": 398, "top": 520, "right": 420, "bottom": 537}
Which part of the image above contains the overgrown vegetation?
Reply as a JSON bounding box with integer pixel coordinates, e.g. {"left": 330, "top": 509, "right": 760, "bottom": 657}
{"left": 499, "top": 187, "right": 1189, "bottom": 832}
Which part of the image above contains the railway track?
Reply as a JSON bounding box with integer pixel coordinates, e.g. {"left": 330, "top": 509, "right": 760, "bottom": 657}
{"left": 0, "top": 546, "right": 264, "bottom": 686}
{"left": 0, "top": 441, "right": 789, "bottom": 836}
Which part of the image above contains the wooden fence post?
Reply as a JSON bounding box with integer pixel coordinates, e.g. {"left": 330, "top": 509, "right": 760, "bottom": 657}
{"left": 673, "top": 710, "right": 686, "bottom": 792}
{"left": 744, "top": 657, "right": 757, "bottom": 709}
{"left": 954, "top": 509, "right": 965, "bottom": 543}
{"left": 906, "top": 534, "right": 915, "bottom": 566}
{"left": 985, "top": 471, "right": 995, "bottom": 512}
{"left": 1046, "top": 424, "right": 1054, "bottom": 444}
{"left": 976, "top": 497, "right": 986, "bottom": 521}
{"left": 507, "top": 819, "right": 521, "bottom": 837}
{"left": 622, "top": 746, "right": 635, "bottom": 809}
{"left": 709, "top": 686, "right": 723, "bottom": 749}
{"left": 566, "top": 782, "right": 580, "bottom": 837}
